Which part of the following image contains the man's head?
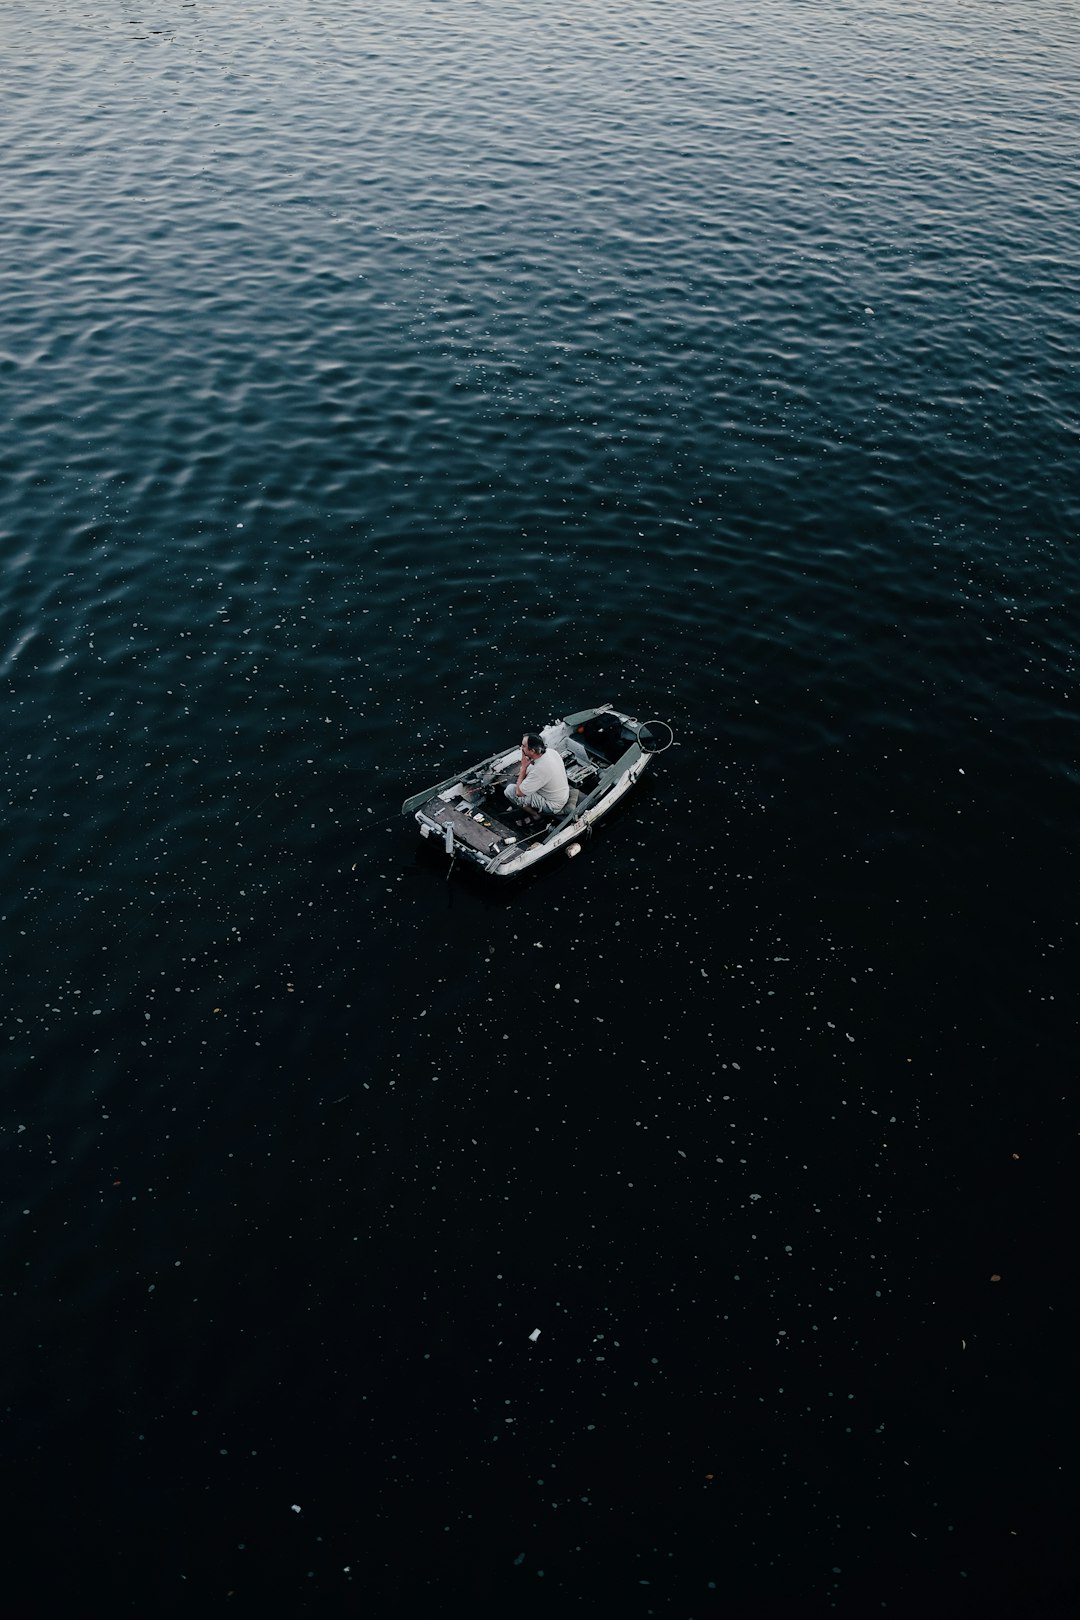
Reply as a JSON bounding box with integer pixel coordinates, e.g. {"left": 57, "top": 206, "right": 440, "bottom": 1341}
{"left": 522, "top": 734, "right": 546, "bottom": 760}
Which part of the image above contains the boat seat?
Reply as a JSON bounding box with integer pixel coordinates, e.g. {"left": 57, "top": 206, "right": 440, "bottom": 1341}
{"left": 542, "top": 786, "right": 579, "bottom": 822}
{"left": 519, "top": 786, "right": 579, "bottom": 829}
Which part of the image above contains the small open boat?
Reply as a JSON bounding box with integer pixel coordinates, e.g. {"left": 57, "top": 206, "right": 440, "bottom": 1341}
{"left": 402, "top": 704, "right": 673, "bottom": 876}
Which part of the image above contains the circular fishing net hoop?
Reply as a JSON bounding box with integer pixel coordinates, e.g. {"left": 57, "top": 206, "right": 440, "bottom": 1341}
{"left": 635, "top": 719, "right": 674, "bottom": 754}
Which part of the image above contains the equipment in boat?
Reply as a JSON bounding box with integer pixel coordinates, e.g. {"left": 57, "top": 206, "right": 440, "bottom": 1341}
{"left": 402, "top": 704, "right": 673, "bottom": 877}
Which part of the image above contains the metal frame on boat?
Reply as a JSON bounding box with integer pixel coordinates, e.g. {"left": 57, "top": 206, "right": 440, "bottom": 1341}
{"left": 402, "top": 704, "right": 672, "bottom": 877}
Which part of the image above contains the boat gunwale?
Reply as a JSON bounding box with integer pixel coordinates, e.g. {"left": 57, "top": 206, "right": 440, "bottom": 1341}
{"left": 405, "top": 704, "right": 651, "bottom": 876}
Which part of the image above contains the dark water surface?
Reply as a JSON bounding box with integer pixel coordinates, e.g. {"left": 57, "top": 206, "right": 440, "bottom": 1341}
{"left": 4, "top": 2, "right": 1078, "bottom": 1614}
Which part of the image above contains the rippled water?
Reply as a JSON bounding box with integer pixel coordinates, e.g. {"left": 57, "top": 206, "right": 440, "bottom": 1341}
{"left": 4, "top": 2, "right": 1078, "bottom": 1613}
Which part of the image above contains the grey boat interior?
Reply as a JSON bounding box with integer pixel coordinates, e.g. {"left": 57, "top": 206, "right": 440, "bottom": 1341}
{"left": 422, "top": 711, "right": 650, "bottom": 860}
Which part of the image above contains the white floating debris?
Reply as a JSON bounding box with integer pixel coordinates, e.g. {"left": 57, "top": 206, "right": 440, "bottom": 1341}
{"left": 528, "top": 1328, "right": 541, "bottom": 1342}
{"left": 291, "top": 1504, "right": 301, "bottom": 1514}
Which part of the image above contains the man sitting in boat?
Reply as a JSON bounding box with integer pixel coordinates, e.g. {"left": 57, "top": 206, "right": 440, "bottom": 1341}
{"left": 504, "top": 734, "right": 570, "bottom": 816}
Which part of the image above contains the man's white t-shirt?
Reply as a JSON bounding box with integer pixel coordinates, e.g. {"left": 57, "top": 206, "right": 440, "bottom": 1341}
{"left": 520, "top": 748, "right": 570, "bottom": 811}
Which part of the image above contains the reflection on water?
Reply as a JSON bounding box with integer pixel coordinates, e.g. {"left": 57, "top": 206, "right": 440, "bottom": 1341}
{"left": 3, "top": 0, "right": 1078, "bottom": 1612}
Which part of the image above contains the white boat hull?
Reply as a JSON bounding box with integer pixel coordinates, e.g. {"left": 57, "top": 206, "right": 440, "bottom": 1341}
{"left": 403, "top": 705, "right": 666, "bottom": 877}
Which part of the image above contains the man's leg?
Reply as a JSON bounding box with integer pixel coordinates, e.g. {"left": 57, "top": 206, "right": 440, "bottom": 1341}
{"left": 504, "top": 783, "right": 549, "bottom": 814}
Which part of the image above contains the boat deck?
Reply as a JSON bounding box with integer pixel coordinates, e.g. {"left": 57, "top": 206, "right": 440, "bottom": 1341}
{"left": 406, "top": 707, "right": 661, "bottom": 875}
{"left": 425, "top": 755, "right": 596, "bottom": 858}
